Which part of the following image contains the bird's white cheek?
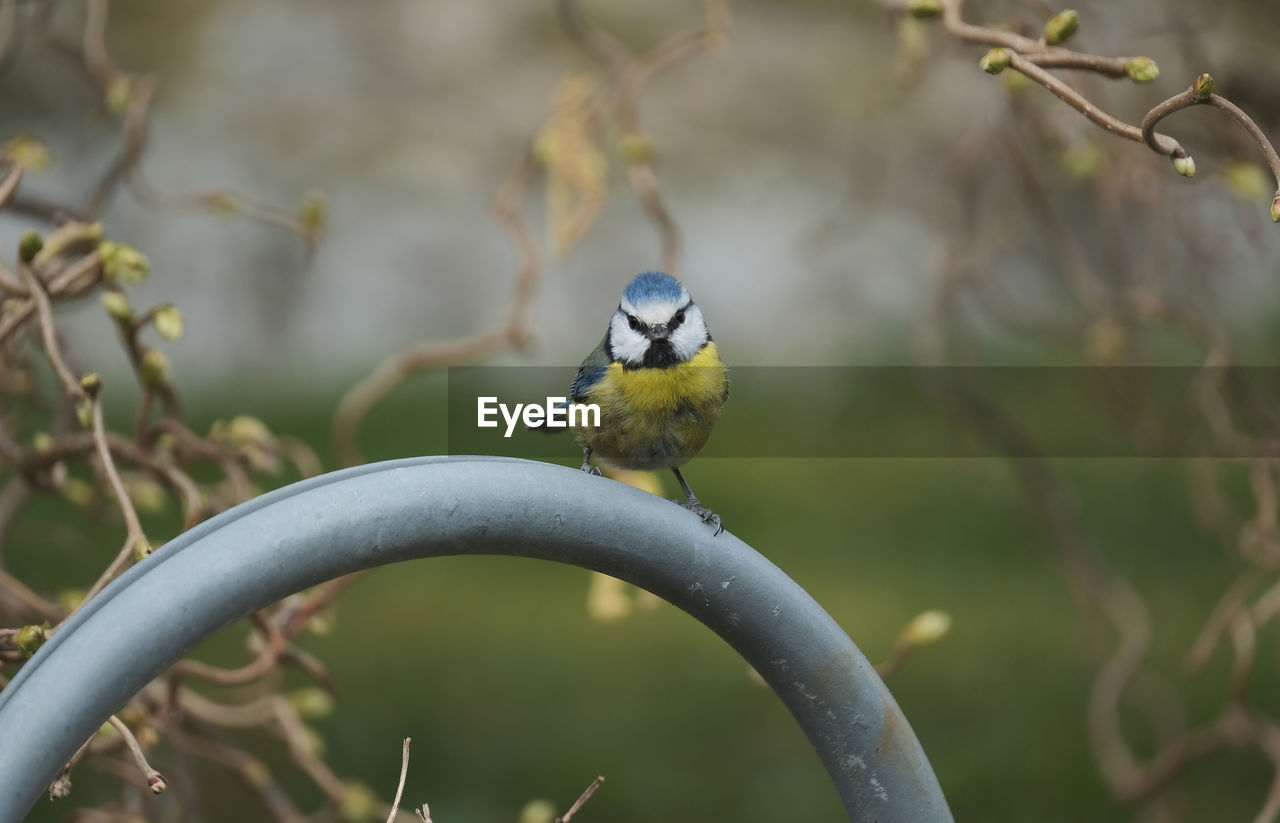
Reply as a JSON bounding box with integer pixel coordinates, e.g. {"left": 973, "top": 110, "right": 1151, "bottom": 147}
{"left": 670, "top": 307, "right": 708, "bottom": 361}
{"left": 608, "top": 315, "right": 650, "bottom": 364}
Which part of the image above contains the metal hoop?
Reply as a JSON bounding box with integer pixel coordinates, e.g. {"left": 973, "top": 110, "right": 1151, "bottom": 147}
{"left": 0, "top": 456, "right": 951, "bottom": 822}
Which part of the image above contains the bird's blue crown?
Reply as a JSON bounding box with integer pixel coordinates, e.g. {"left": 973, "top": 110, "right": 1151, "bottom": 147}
{"left": 623, "top": 271, "right": 685, "bottom": 306}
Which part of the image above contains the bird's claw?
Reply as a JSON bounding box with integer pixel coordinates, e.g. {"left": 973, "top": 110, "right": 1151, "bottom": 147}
{"left": 581, "top": 464, "right": 603, "bottom": 477}
{"left": 675, "top": 499, "right": 723, "bottom": 536}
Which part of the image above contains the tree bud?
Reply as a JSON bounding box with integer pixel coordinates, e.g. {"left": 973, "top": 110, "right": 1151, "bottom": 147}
{"left": 153, "top": 304, "right": 184, "bottom": 341}
{"left": 18, "top": 231, "right": 42, "bottom": 263}
{"left": 17, "top": 624, "right": 49, "bottom": 656}
{"left": 80, "top": 372, "right": 103, "bottom": 397}
{"left": 1044, "top": 9, "right": 1079, "bottom": 45}
{"left": 1171, "top": 149, "right": 1196, "bottom": 178}
{"left": 907, "top": 0, "right": 944, "bottom": 18}
{"left": 1192, "top": 72, "right": 1214, "bottom": 101}
{"left": 1125, "top": 57, "right": 1159, "bottom": 84}
{"left": 101, "top": 291, "right": 134, "bottom": 323}
{"left": 980, "top": 48, "right": 1011, "bottom": 75}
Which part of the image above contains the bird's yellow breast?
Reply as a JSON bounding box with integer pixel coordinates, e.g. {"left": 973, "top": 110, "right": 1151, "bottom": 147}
{"left": 574, "top": 343, "right": 726, "bottom": 470}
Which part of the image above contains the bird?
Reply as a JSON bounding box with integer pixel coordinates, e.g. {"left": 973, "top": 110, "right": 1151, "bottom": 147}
{"left": 568, "top": 271, "right": 728, "bottom": 534}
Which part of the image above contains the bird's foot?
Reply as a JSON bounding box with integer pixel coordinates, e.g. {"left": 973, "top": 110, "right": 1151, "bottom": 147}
{"left": 580, "top": 462, "right": 603, "bottom": 477}
{"left": 674, "top": 498, "right": 723, "bottom": 536}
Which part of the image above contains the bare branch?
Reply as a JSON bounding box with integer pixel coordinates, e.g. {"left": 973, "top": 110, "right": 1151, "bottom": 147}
{"left": 385, "top": 738, "right": 411, "bottom": 823}
{"left": 106, "top": 714, "right": 165, "bottom": 795}
{"left": 79, "top": 392, "right": 151, "bottom": 606}
{"left": 1007, "top": 53, "right": 1181, "bottom": 155}
{"left": 557, "top": 776, "right": 605, "bottom": 823}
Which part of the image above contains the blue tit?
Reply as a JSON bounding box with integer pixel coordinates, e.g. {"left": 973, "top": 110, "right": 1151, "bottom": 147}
{"left": 570, "top": 271, "right": 728, "bottom": 533}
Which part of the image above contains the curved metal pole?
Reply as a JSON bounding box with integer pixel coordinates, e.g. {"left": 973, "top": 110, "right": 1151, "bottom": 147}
{"left": 0, "top": 456, "right": 952, "bottom": 822}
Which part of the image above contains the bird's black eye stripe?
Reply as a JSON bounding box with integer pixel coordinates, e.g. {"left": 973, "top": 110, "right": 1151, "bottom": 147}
{"left": 627, "top": 314, "right": 643, "bottom": 332}
{"left": 671, "top": 308, "right": 686, "bottom": 329}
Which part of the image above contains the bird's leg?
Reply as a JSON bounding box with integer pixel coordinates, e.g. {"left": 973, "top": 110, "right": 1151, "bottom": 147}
{"left": 580, "top": 447, "right": 602, "bottom": 477}
{"left": 671, "top": 467, "right": 722, "bottom": 535}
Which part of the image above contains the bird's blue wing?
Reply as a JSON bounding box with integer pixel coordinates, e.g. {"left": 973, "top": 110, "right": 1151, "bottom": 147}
{"left": 570, "top": 364, "right": 607, "bottom": 402}
{"left": 570, "top": 335, "right": 611, "bottom": 402}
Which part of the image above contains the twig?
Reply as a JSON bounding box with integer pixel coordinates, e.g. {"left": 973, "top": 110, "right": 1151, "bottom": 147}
{"left": 32, "top": 0, "right": 317, "bottom": 243}
{"left": 157, "top": 418, "right": 251, "bottom": 503}
{"left": 280, "top": 572, "right": 365, "bottom": 636}
{"left": 50, "top": 733, "right": 97, "bottom": 800}
{"left": 0, "top": 566, "right": 63, "bottom": 621}
{"left": 176, "top": 690, "right": 351, "bottom": 806}
{"left": 910, "top": 0, "right": 1280, "bottom": 216}
{"left": 87, "top": 74, "right": 157, "bottom": 217}
{"left": 80, "top": 393, "right": 150, "bottom": 605}
{"left": 107, "top": 714, "right": 165, "bottom": 794}
{"left": 875, "top": 639, "right": 912, "bottom": 679}
{"left": 385, "top": 738, "right": 411, "bottom": 823}
{"left": 1007, "top": 53, "right": 1181, "bottom": 155}
{"left": 937, "top": 0, "right": 1041, "bottom": 52}
{"left": 1021, "top": 50, "right": 1130, "bottom": 76}
{"left": 3, "top": 193, "right": 87, "bottom": 223}
{"left": 1188, "top": 571, "right": 1260, "bottom": 671}
{"left": 0, "top": 162, "right": 21, "bottom": 211}
{"left": 557, "top": 776, "right": 605, "bottom": 823}
{"left": 1142, "top": 85, "right": 1280, "bottom": 196}
{"left": 169, "top": 614, "right": 285, "bottom": 686}
{"left": 556, "top": 0, "right": 630, "bottom": 69}
{"left": 3, "top": 429, "right": 203, "bottom": 529}
{"left": 80, "top": 0, "right": 114, "bottom": 89}
{"left": 18, "top": 261, "right": 82, "bottom": 396}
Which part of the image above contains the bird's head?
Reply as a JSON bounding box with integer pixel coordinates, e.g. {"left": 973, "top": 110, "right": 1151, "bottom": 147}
{"left": 607, "top": 271, "right": 710, "bottom": 368}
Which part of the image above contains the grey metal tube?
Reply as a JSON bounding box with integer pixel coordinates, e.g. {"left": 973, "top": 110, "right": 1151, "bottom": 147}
{"left": 0, "top": 456, "right": 951, "bottom": 822}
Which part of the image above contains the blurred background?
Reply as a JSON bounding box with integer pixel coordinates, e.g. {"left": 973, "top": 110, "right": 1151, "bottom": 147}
{"left": 3, "top": 0, "right": 1280, "bottom": 821}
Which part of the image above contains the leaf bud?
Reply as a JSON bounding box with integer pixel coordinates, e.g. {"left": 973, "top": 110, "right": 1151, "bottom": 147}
{"left": 3, "top": 136, "right": 51, "bottom": 171}
{"left": 17, "top": 623, "right": 49, "bottom": 656}
{"left": 140, "top": 349, "right": 170, "bottom": 387}
{"left": 907, "top": 0, "right": 944, "bottom": 19}
{"left": 133, "top": 538, "right": 155, "bottom": 562}
{"left": 1171, "top": 149, "right": 1196, "bottom": 178}
{"left": 901, "top": 609, "right": 953, "bottom": 647}
{"left": 76, "top": 397, "right": 93, "bottom": 430}
{"left": 101, "top": 291, "right": 134, "bottom": 323}
{"left": 105, "top": 74, "right": 133, "bottom": 117}
{"left": 1124, "top": 57, "right": 1159, "bottom": 84}
{"left": 1192, "top": 72, "right": 1214, "bottom": 101}
{"left": 18, "top": 231, "right": 42, "bottom": 263}
{"left": 153, "top": 304, "right": 184, "bottom": 341}
{"left": 288, "top": 687, "right": 336, "bottom": 720}
{"left": 519, "top": 800, "right": 557, "bottom": 823}
{"left": 339, "top": 781, "right": 377, "bottom": 822}
{"left": 99, "top": 241, "right": 151, "bottom": 284}
{"left": 980, "top": 48, "right": 1011, "bottom": 75}
{"left": 1044, "top": 9, "right": 1079, "bottom": 45}
{"left": 299, "top": 189, "right": 327, "bottom": 234}
{"left": 618, "top": 132, "right": 656, "bottom": 164}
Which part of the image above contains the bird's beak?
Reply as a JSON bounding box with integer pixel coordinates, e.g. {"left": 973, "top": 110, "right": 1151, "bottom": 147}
{"left": 647, "top": 324, "right": 671, "bottom": 341}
